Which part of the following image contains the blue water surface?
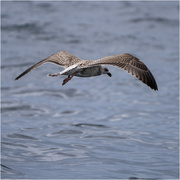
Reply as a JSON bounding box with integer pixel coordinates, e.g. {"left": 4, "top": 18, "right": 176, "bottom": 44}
{"left": 1, "top": 1, "right": 179, "bottom": 179}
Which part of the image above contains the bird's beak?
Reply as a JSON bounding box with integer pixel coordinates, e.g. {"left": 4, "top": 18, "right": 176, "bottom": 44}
{"left": 107, "top": 72, "right": 112, "bottom": 77}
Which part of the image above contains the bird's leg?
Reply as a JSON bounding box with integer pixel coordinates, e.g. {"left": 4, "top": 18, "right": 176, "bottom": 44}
{"left": 62, "top": 72, "right": 77, "bottom": 86}
{"left": 48, "top": 72, "right": 61, "bottom": 77}
{"left": 62, "top": 75, "right": 71, "bottom": 85}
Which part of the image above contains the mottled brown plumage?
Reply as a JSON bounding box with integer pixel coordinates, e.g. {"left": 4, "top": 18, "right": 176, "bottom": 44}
{"left": 15, "top": 51, "right": 158, "bottom": 90}
{"left": 15, "top": 51, "right": 82, "bottom": 80}
{"left": 85, "top": 53, "right": 158, "bottom": 90}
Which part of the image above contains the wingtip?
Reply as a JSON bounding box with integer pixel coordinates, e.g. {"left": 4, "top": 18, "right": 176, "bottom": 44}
{"left": 153, "top": 82, "right": 158, "bottom": 91}
{"left": 152, "top": 84, "right": 158, "bottom": 91}
{"left": 15, "top": 76, "right": 20, "bottom": 80}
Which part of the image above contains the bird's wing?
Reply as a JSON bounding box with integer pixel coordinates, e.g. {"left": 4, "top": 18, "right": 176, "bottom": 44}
{"left": 15, "top": 51, "right": 83, "bottom": 80}
{"left": 85, "top": 53, "right": 158, "bottom": 90}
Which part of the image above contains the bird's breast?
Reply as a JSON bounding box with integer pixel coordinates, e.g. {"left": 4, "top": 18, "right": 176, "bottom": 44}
{"left": 75, "top": 66, "right": 102, "bottom": 77}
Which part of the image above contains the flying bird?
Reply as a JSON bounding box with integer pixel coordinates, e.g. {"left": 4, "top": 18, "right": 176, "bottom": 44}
{"left": 15, "top": 51, "right": 158, "bottom": 90}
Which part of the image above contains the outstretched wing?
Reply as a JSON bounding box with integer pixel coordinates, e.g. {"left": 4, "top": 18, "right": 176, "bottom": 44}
{"left": 86, "top": 53, "right": 158, "bottom": 90}
{"left": 15, "top": 51, "right": 83, "bottom": 80}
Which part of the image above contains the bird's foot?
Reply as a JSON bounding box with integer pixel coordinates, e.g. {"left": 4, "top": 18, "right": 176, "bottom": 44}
{"left": 62, "top": 72, "right": 77, "bottom": 86}
{"left": 62, "top": 76, "right": 72, "bottom": 85}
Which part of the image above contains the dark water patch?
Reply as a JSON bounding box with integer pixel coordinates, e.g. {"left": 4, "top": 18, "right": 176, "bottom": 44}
{"left": 1, "top": 14, "right": 9, "bottom": 19}
{"left": 73, "top": 123, "right": 108, "bottom": 128}
{"left": 54, "top": 152, "right": 77, "bottom": 157}
{"left": 66, "top": 39, "right": 81, "bottom": 44}
{"left": 1, "top": 104, "right": 48, "bottom": 117}
{"left": 1, "top": 86, "right": 27, "bottom": 92}
{"left": 130, "top": 17, "right": 178, "bottom": 26}
{"left": 52, "top": 110, "right": 79, "bottom": 117}
{"left": 1, "top": 105, "right": 32, "bottom": 113}
{"left": 2, "top": 142, "right": 28, "bottom": 148}
{"left": 36, "top": 2, "right": 52, "bottom": 9}
{"left": 61, "top": 110, "right": 77, "bottom": 114}
{"left": 21, "top": 127, "right": 40, "bottom": 131}
{"left": 2, "top": 22, "right": 44, "bottom": 34}
{"left": 84, "top": 135, "right": 127, "bottom": 140}
{"left": 128, "top": 177, "right": 159, "bottom": 180}
{"left": 7, "top": 133, "right": 38, "bottom": 140}
{"left": 50, "top": 129, "right": 83, "bottom": 136}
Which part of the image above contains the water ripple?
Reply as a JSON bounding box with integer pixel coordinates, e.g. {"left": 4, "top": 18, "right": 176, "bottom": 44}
{"left": 73, "top": 123, "right": 108, "bottom": 128}
{"left": 7, "top": 133, "right": 38, "bottom": 141}
{"left": 130, "top": 17, "right": 178, "bottom": 26}
{"left": 11, "top": 88, "right": 85, "bottom": 98}
{"left": 49, "top": 129, "right": 83, "bottom": 136}
{"left": 1, "top": 103, "right": 49, "bottom": 117}
{"left": 1, "top": 1, "right": 178, "bottom": 179}
{"left": 2, "top": 22, "right": 44, "bottom": 34}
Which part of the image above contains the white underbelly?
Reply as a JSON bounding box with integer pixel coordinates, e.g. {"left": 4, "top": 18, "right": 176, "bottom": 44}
{"left": 60, "top": 64, "right": 102, "bottom": 77}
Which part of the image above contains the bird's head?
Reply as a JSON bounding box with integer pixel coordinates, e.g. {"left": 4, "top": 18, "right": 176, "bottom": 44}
{"left": 103, "top": 67, "right": 112, "bottom": 77}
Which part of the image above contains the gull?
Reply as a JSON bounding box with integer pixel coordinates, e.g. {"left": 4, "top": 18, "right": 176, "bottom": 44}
{"left": 15, "top": 51, "right": 158, "bottom": 90}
